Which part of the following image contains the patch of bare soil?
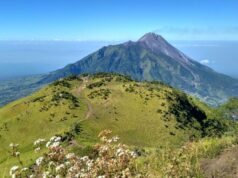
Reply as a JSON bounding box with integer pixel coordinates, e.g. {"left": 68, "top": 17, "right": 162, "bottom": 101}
{"left": 201, "top": 146, "right": 238, "bottom": 178}
{"left": 76, "top": 77, "right": 93, "bottom": 119}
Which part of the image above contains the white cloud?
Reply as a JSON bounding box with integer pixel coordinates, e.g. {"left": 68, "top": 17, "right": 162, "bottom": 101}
{"left": 200, "top": 59, "right": 210, "bottom": 65}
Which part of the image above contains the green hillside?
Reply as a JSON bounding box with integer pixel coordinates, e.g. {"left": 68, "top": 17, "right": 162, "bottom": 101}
{"left": 0, "top": 74, "right": 228, "bottom": 175}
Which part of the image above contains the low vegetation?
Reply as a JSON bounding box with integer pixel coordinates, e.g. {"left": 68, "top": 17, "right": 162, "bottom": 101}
{"left": 8, "top": 131, "right": 238, "bottom": 177}
{"left": 0, "top": 73, "right": 237, "bottom": 177}
{"left": 9, "top": 130, "right": 142, "bottom": 178}
{"left": 136, "top": 135, "right": 237, "bottom": 177}
{"left": 88, "top": 89, "right": 111, "bottom": 100}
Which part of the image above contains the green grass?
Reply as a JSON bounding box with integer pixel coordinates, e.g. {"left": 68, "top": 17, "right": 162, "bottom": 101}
{"left": 78, "top": 80, "right": 191, "bottom": 147}
{"left": 136, "top": 135, "right": 237, "bottom": 177}
{"left": 0, "top": 79, "right": 87, "bottom": 174}
{"left": 0, "top": 74, "right": 230, "bottom": 176}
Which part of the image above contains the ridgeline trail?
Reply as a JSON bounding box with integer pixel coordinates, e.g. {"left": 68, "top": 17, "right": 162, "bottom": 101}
{"left": 76, "top": 77, "right": 93, "bottom": 120}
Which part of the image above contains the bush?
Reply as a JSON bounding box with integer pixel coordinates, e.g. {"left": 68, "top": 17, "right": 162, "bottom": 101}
{"left": 87, "top": 81, "right": 106, "bottom": 89}
{"left": 52, "top": 91, "right": 79, "bottom": 107}
{"left": 52, "top": 80, "right": 71, "bottom": 88}
{"left": 125, "top": 85, "right": 135, "bottom": 93}
{"left": 88, "top": 89, "right": 111, "bottom": 100}
{"left": 9, "top": 130, "right": 142, "bottom": 178}
{"left": 31, "top": 96, "right": 46, "bottom": 102}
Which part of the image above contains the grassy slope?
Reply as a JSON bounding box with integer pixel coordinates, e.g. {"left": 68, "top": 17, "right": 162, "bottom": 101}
{"left": 79, "top": 78, "right": 189, "bottom": 147}
{"left": 0, "top": 74, "right": 219, "bottom": 175}
{"left": 0, "top": 78, "right": 87, "bottom": 174}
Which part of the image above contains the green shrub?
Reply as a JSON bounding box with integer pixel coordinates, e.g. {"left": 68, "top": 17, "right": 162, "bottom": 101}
{"left": 88, "top": 89, "right": 111, "bottom": 100}
{"left": 87, "top": 81, "right": 106, "bottom": 89}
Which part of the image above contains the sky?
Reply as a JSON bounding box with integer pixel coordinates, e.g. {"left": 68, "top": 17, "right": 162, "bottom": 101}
{"left": 0, "top": 0, "right": 238, "bottom": 80}
{"left": 0, "top": 0, "right": 238, "bottom": 41}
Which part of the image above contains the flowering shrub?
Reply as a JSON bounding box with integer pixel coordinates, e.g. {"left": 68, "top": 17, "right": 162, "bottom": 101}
{"left": 9, "top": 130, "right": 142, "bottom": 178}
{"left": 161, "top": 142, "right": 196, "bottom": 177}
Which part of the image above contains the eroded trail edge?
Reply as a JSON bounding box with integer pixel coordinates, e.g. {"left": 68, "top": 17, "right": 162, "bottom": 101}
{"left": 201, "top": 145, "right": 238, "bottom": 178}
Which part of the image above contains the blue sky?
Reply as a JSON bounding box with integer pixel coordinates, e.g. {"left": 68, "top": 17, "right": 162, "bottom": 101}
{"left": 0, "top": 0, "right": 238, "bottom": 40}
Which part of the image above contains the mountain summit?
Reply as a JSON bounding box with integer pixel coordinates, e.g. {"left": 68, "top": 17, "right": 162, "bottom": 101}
{"left": 13, "top": 33, "right": 238, "bottom": 105}
{"left": 41, "top": 32, "right": 238, "bottom": 105}
{"left": 138, "top": 32, "right": 165, "bottom": 43}
{"left": 138, "top": 32, "right": 191, "bottom": 63}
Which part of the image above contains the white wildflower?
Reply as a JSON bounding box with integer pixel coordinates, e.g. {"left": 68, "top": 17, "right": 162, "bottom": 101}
{"left": 54, "top": 136, "right": 61, "bottom": 142}
{"left": 55, "top": 164, "right": 65, "bottom": 173}
{"left": 36, "top": 156, "right": 44, "bottom": 166}
{"left": 100, "top": 136, "right": 107, "bottom": 142}
{"left": 66, "top": 153, "right": 75, "bottom": 160}
{"left": 10, "top": 166, "right": 19, "bottom": 176}
{"left": 112, "top": 136, "right": 120, "bottom": 142}
{"left": 49, "top": 141, "right": 60, "bottom": 148}
{"left": 48, "top": 161, "right": 56, "bottom": 168}
{"left": 99, "top": 145, "right": 109, "bottom": 154}
{"left": 42, "top": 171, "right": 50, "bottom": 178}
{"left": 65, "top": 161, "right": 71, "bottom": 167}
{"left": 15, "top": 151, "right": 20, "bottom": 157}
{"left": 46, "top": 141, "right": 51, "bottom": 148}
{"left": 21, "top": 167, "right": 28, "bottom": 172}
{"left": 77, "top": 172, "right": 87, "bottom": 177}
{"left": 46, "top": 136, "right": 61, "bottom": 148}
{"left": 49, "top": 136, "right": 57, "bottom": 142}
{"left": 107, "top": 139, "right": 112, "bottom": 143}
{"left": 9, "top": 143, "right": 19, "bottom": 148}
{"left": 80, "top": 156, "right": 89, "bottom": 162}
{"left": 98, "top": 176, "right": 106, "bottom": 178}
{"left": 75, "top": 173, "right": 81, "bottom": 178}
{"left": 68, "top": 166, "right": 77, "bottom": 173}
{"left": 116, "top": 148, "right": 124, "bottom": 157}
{"left": 34, "top": 147, "right": 41, "bottom": 153}
{"left": 86, "top": 160, "right": 94, "bottom": 170}
{"left": 34, "top": 138, "right": 46, "bottom": 146}
{"left": 130, "top": 151, "right": 137, "bottom": 158}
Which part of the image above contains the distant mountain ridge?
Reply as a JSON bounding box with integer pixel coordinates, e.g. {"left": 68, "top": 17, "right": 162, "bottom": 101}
{"left": 0, "top": 32, "right": 237, "bottom": 106}
{"left": 40, "top": 33, "right": 238, "bottom": 105}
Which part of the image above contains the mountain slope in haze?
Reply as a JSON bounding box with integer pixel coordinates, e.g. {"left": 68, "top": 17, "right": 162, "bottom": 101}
{"left": 216, "top": 97, "right": 238, "bottom": 121}
{"left": 0, "top": 33, "right": 237, "bottom": 107}
{"left": 42, "top": 33, "right": 238, "bottom": 106}
{"left": 0, "top": 74, "right": 227, "bottom": 172}
{"left": 0, "top": 75, "right": 46, "bottom": 106}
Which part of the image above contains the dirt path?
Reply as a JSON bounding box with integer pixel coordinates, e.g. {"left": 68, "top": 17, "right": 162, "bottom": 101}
{"left": 76, "top": 77, "right": 93, "bottom": 120}
{"left": 201, "top": 146, "right": 238, "bottom": 178}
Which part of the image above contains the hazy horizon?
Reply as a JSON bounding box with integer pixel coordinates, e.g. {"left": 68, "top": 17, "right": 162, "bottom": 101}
{"left": 0, "top": 39, "right": 238, "bottom": 80}
{"left": 1, "top": 0, "right": 237, "bottom": 81}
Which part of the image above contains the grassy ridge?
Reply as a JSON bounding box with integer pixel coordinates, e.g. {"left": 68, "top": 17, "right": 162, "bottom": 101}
{"left": 0, "top": 73, "right": 230, "bottom": 175}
